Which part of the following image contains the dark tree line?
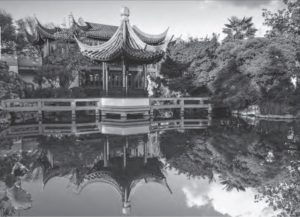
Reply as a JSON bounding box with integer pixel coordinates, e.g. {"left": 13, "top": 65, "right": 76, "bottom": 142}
{"left": 160, "top": 0, "right": 300, "bottom": 115}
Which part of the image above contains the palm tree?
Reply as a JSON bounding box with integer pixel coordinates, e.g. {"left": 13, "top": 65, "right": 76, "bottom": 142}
{"left": 223, "top": 16, "right": 257, "bottom": 40}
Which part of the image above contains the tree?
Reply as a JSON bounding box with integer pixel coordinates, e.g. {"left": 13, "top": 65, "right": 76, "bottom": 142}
{"left": 160, "top": 35, "right": 219, "bottom": 95}
{"left": 223, "top": 16, "right": 257, "bottom": 41}
{"left": 262, "top": 9, "right": 290, "bottom": 37}
{"left": 0, "top": 10, "right": 17, "bottom": 54}
{"left": 15, "top": 16, "right": 38, "bottom": 53}
{"left": 263, "top": 0, "right": 300, "bottom": 37}
{"left": 34, "top": 46, "right": 93, "bottom": 89}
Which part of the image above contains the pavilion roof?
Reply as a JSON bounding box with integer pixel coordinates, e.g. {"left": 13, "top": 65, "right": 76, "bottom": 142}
{"left": 32, "top": 16, "right": 119, "bottom": 43}
{"left": 85, "top": 22, "right": 118, "bottom": 40}
{"left": 132, "top": 25, "right": 168, "bottom": 45}
{"left": 29, "top": 8, "right": 168, "bottom": 64}
{"left": 35, "top": 18, "right": 61, "bottom": 40}
{"left": 75, "top": 7, "right": 168, "bottom": 64}
{"left": 76, "top": 157, "right": 171, "bottom": 199}
{"left": 25, "top": 28, "right": 46, "bottom": 46}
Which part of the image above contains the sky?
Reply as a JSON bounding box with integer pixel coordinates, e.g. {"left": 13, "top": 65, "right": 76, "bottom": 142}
{"left": 0, "top": 0, "right": 285, "bottom": 40}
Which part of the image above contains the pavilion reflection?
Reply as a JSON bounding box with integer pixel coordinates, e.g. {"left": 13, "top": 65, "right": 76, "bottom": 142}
{"left": 0, "top": 131, "right": 174, "bottom": 215}
{"left": 2, "top": 117, "right": 300, "bottom": 216}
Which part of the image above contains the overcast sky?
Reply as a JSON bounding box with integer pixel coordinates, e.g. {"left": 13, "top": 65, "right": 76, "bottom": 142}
{"left": 0, "top": 0, "right": 285, "bottom": 39}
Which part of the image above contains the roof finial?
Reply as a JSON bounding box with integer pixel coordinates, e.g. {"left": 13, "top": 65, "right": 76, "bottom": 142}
{"left": 120, "top": 6, "right": 130, "bottom": 20}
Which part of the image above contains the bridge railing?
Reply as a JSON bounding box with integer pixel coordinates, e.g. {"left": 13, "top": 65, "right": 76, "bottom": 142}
{"left": 1, "top": 97, "right": 212, "bottom": 119}
{"left": 149, "top": 97, "right": 211, "bottom": 114}
{"left": 0, "top": 118, "right": 211, "bottom": 138}
{"left": 1, "top": 98, "right": 102, "bottom": 111}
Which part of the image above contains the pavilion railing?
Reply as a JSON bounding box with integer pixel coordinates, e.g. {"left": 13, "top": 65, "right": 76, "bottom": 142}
{"left": 1, "top": 97, "right": 211, "bottom": 112}
{"left": 0, "top": 118, "right": 211, "bottom": 138}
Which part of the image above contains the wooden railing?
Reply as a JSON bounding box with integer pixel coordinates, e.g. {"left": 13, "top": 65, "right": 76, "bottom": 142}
{"left": 1, "top": 98, "right": 101, "bottom": 112}
{"left": 0, "top": 118, "right": 211, "bottom": 138}
{"left": 150, "top": 97, "right": 211, "bottom": 111}
{"left": 1, "top": 97, "right": 212, "bottom": 114}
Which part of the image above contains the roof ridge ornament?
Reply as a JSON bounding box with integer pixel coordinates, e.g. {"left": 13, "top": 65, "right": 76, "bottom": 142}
{"left": 121, "top": 6, "right": 130, "bottom": 20}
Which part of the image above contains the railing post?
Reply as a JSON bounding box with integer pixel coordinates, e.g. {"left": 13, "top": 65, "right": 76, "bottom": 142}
{"left": 95, "top": 101, "right": 100, "bottom": 123}
{"left": 149, "top": 98, "right": 154, "bottom": 120}
{"left": 180, "top": 99, "right": 184, "bottom": 117}
{"left": 71, "top": 120, "right": 76, "bottom": 134}
{"left": 150, "top": 108, "right": 154, "bottom": 122}
{"left": 38, "top": 120, "right": 43, "bottom": 135}
{"left": 37, "top": 100, "right": 43, "bottom": 122}
{"left": 71, "top": 101, "right": 76, "bottom": 122}
{"left": 121, "top": 112, "right": 127, "bottom": 120}
{"left": 144, "top": 141, "right": 148, "bottom": 164}
{"left": 208, "top": 103, "right": 212, "bottom": 114}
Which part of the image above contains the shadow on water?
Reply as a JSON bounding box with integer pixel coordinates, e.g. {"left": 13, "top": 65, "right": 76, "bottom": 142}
{"left": 0, "top": 113, "right": 300, "bottom": 216}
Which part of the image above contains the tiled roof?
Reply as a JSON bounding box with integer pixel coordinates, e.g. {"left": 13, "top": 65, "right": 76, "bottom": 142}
{"left": 75, "top": 19, "right": 165, "bottom": 64}
{"left": 33, "top": 18, "right": 167, "bottom": 45}
{"left": 34, "top": 19, "right": 118, "bottom": 42}
{"left": 132, "top": 25, "right": 169, "bottom": 46}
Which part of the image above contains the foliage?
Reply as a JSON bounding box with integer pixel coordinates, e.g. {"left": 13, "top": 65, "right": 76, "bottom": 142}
{"left": 0, "top": 10, "right": 17, "bottom": 54}
{"left": 160, "top": 35, "right": 219, "bottom": 95}
{"left": 0, "top": 61, "right": 32, "bottom": 100}
{"left": 15, "top": 16, "right": 40, "bottom": 55}
{"left": 222, "top": 16, "right": 257, "bottom": 41}
{"left": 158, "top": 1, "right": 300, "bottom": 113}
{"left": 263, "top": 0, "right": 300, "bottom": 37}
{"left": 162, "top": 30, "right": 300, "bottom": 111}
{"left": 33, "top": 47, "right": 93, "bottom": 89}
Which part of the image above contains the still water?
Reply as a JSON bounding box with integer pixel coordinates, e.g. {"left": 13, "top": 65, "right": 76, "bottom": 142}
{"left": 0, "top": 115, "right": 299, "bottom": 216}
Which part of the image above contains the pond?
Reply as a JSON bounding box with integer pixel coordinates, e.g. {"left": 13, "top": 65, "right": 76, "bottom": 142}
{"left": 0, "top": 113, "right": 300, "bottom": 216}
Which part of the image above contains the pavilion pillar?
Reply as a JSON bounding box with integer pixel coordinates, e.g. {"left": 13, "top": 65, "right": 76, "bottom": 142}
{"left": 125, "top": 71, "right": 128, "bottom": 95}
{"left": 104, "top": 136, "right": 110, "bottom": 167}
{"left": 122, "top": 58, "right": 128, "bottom": 96}
{"left": 144, "top": 141, "right": 148, "bottom": 164}
{"left": 123, "top": 137, "right": 128, "bottom": 168}
{"left": 105, "top": 64, "right": 109, "bottom": 96}
{"left": 102, "top": 62, "right": 105, "bottom": 92}
{"left": 143, "top": 65, "right": 148, "bottom": 90}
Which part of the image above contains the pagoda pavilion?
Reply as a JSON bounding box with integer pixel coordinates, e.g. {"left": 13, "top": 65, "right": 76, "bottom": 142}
{"left": 26, "top": 7, "right": 169, "bottom": 96}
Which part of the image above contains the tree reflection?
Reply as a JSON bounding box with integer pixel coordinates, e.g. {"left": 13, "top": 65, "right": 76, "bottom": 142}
{"left": 160, "top": 118, "right": 300, "bottom": 217}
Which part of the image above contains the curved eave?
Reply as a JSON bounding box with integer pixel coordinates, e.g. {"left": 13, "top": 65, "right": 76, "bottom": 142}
{"left": 78, "top": 40, "right": 164, "bottom": 64}
{"left": 77, "top": 171, "right": 123, "bottom": 195}
{"left": 71, "top": 16, "right": 91, "bottom": 32}
{"left": 129, "top": 175, "right": 172, "bottom": 199}
{"left": 35, "top": 18, "right": 60, "bottom": 40}
{"left": 132, "top": 25, "right": 168, "bottom": 46}
{"left": 42, "top": 167, "right": 71, "bottom": 187}
{"left": 75, "top": 21, "right": 165, "bottom": 64}
{"left": 25, "top": 29, "right": 45, "bottom": 46}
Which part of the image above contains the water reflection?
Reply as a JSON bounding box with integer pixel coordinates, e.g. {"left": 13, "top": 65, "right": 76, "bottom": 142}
{"left": 1, "top": 117, "right": 300, "bottom": 216}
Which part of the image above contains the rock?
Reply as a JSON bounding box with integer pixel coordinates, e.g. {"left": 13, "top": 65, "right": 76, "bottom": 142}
{"left": 0, "top": 110, "right": 11, "bottom": 132}
{"left": 0, "top": 181, "right": 6, "bottom": 200}
{"left": 0, "top": 60, "right": 28, "bottom": 100}
{"left": 6, "top": 185, "right": 32, "bottom": 210}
